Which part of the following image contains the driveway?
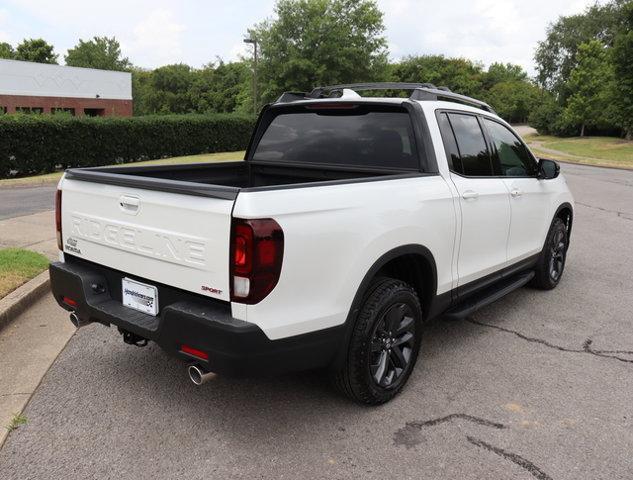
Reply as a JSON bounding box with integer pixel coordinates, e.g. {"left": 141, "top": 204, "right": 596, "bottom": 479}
{"left": 1, "top": 163, "right": 632, "bottom": 479}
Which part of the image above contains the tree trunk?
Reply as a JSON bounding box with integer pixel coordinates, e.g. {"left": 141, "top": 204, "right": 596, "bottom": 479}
{"left": 626, "top": 129, "right": 633, "bottom": 141}
{"left": 580, "top": 123, "right": 585, "bottom": 137}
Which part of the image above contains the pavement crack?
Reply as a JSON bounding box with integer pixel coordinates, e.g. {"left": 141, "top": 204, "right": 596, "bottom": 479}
{"left": 467, "top": 436, "right": 553, "bottom": 480}
{"left": 467, "top": 318, "right": 633, "bottom": 364}
{"left": 576, "top": 201, "right": 633, "bottom": 221}
{"left": 405, "top": 413, "right": 506, "bottom": 430}
{"left": 394, "top": 414, "right": 506, "bottom": 449}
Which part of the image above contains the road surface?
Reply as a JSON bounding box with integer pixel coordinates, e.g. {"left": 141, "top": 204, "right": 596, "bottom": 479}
{"left": 0, "top": 185, "right": 56, "bottom": 221}
{"left": 1, "top": 162, "right": 633, "bottom": 479}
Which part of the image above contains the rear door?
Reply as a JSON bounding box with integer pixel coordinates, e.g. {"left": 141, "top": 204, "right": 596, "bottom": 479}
{"left": 437, "top": 112, "right": 511, "bottom": 290}
{"left": 60, "top": 178, "right": 233, "bottom": 301}
{"left": 481, "top": 118, "right": 553, "bottom": 262}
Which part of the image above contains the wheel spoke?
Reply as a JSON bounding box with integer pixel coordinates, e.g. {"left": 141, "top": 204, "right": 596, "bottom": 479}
{"left": 390, "top": 345, "right": 407, "bottom": 369}
{"left": 395, "top": 315, "right": 414, "bottom": 335}
{"left": 372, "top": 350, "right": 388, "bottom": 384}
{"left": 393, "top": 331, "right": 414, "bottom": 347}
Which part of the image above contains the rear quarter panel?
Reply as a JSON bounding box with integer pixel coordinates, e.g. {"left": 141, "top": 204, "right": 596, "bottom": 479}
{"left": 233, "top": 175, "right": 457, "bottom": 340}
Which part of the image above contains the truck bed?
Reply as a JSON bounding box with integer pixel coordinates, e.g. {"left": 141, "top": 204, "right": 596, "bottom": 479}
{"left": 64, "top": 160, "right": 415, "bottom": 200}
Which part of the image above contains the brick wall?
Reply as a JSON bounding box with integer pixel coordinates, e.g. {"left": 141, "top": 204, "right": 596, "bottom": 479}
{"left": 0, "top": 94, "right": 133, "bottom": 116}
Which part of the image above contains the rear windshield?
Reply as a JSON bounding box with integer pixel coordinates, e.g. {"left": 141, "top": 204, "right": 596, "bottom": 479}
{"left": 252, "top": 107, "right": 420, "bottom": 170}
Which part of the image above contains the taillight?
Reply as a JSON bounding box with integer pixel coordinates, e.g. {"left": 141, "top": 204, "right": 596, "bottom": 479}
{"left": 230, "top": 218, "right": 284, "bottom": 304}
{"left": 55, "top": 189, "right": 62, "bottom": 250}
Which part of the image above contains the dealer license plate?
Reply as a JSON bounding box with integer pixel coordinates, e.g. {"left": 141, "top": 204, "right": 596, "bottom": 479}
{"left": 122, "top": 278, "right": 159, "bottom": 316}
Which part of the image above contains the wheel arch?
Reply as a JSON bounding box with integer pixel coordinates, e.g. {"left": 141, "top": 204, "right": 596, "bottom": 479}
{"left": 554, "top": 202, "right": 574, "bottom": 238}
{"left": 330, "top": 244, "right": 439, "bottom": 369}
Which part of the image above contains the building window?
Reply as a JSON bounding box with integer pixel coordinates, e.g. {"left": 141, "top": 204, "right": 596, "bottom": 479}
{"left": 52, "top": 108, "right": 76, "bottom": 116}
{"left": 84, "top": 108, "right": 105, "bottom": 117}
{"left": 16, "top": 107, "right": 44, "bottom": 114}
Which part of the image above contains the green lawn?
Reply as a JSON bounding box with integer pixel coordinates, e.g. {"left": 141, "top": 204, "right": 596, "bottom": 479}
{"left": 1, "top": 150, "right": 245, "bottom": 187}
{"left": 525, "top": 135, "right": 633, "bottom": 169}
{"left": 0, "top": 248, "right": 50, "bottom": 299}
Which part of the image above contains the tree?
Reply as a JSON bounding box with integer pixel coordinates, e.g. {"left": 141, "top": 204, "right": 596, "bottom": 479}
{"left": 562, "top": 40, "right": 612, "bottom": 136}
{"left": 484, "top": 80, "right": 540, "bottom": 123}
{"left": 250, "top": 0, "right": 388, "bottom": 104}
{"left": 390, "top": 55, "right": 483, "bottom": 97}
{"left": 483, "top": 63, "right": 527, "bottom": 90}
{"left": 534, "top": 0, "right": 625, "bottom": 96}
{"left": 612, "top": 3, "right": 633, "bottom": 140}
{"left": 142, "top": 63, "right": 195, "bottom": 114}
{"left": 65, "top": 36, "right": 131, "bottom": 71}
{"left": 189, "top": 61, "right": 251, "bottom": 113}
{"left": 14, "top": 38, "right": 58, "bottom": 64}
{"left": 0, "top": 42, "right": 14, "bottom": 59}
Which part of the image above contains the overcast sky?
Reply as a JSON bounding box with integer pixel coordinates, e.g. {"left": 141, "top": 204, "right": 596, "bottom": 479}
{"left": 0, "top": 0, "right": 597, "bottom": 75}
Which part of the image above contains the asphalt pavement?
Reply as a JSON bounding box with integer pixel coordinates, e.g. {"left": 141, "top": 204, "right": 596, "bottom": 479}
{"left": 1, "top": 162, "right": 633, "bottom": 479}
{"left": 0, "top": 184, "right": 57, "bottom": 221}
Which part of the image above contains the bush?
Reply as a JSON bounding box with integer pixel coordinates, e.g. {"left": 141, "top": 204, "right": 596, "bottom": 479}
{"left": 0, "top": 113, "right": 256, "bottom": 178}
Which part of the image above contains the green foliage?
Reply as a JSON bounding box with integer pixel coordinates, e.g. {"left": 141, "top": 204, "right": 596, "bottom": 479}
{"left": 390, "top": 55, "right": 483, "bottom": 96}
{"left": 612, "top": 3, "right": 633, "bottom": 139}
{"left": 132, "top": 62, "right": 251, "bottom": 115}
{"left": 0, "top": 114, "right": 255, "bottom": 178}
{"left": 528, "top": 93, "right": 574, "bottom": 136}
{"left": 0, "top": 42, "right": 14, "bottom": 59}
{"left": 534, "top": 0, "right": 626, "bottom": 95}
{"left": 251, "top": 0, "right": 388, "bottom": 104}
{"left": 484, "top": 80, "right": 540, "bottom": 123}
{"left": 482, "top": 63, "right": 527, "bottom": 90}
{"left": 14, "top": 38, "right": 58, "bottom": 64}
{"left": 65, "top": 36, "right": 131, "bottom": 71}
{"left": 562, "top": 40, "right": 613, "bottom": 136}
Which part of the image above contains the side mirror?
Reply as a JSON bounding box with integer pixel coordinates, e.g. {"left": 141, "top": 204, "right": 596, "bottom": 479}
{"left": 537, "top": 159, "right": 560, "bottom": 180}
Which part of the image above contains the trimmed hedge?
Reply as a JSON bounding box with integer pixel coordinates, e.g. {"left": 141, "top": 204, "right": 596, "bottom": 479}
{"left": 0, "top": 113, "right": 256, "bottom": 178}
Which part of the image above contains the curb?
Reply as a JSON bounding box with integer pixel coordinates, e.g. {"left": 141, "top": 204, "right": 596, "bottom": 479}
{"left": 0, "top": 270, "right": 51, "bottom": 332}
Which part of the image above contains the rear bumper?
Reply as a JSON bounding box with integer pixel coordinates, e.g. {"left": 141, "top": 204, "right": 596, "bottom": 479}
{"left": 49, "top": 257, "right": 344, "bottom": 377}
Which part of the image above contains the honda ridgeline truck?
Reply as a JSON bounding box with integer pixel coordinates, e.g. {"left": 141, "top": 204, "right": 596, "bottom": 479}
{"left": 50, "top": 83, "right": 574, "bottom": 404}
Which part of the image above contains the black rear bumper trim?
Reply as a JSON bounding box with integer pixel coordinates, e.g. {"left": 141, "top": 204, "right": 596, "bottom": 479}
{"left": 49, "top": 259, "right": 344, "bottom": 377}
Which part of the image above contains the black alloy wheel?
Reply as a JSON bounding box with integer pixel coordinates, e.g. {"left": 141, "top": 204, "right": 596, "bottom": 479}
{"left": 369, "top": 303, "right": 416, "bottom": 389}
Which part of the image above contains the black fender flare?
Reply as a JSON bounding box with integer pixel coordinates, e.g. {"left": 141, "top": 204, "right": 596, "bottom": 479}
{"left": 330, "top": 244, "right": 438, "bottom": 369}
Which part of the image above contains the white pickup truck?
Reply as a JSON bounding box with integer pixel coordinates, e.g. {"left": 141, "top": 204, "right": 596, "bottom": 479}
{"left": 50, "top": 83, "right": 574, "bottom": 404}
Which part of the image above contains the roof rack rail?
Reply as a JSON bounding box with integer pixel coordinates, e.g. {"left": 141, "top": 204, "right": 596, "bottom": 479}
{"left": 274, "top": 82, "right": 496, "bottom": 114}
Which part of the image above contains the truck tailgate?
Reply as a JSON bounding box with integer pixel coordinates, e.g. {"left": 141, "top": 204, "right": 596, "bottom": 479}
{"left": 60, "top": 177, "right": 233, "bottom": 302}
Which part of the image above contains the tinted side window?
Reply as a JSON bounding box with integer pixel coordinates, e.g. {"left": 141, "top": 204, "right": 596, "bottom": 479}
{"left": 447, "top": 113, "right": 493, "bottom": 176}
{"left": 253, "top": 109, "right": 419, "bottom": 169}
{"left": 483, "top": 119, "right": 536, "bottom": 177}
{"left": 437, "top": 113, "right": 463, "bottom": 173}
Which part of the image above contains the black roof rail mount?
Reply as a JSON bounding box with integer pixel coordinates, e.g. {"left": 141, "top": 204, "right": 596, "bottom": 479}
{"left": 274, "top": 82, "right": 496, "bottom": 114}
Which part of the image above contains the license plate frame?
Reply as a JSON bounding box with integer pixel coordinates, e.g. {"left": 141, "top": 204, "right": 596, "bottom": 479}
{"left": 122, "top": 277, "right": 159, "bottom": 316}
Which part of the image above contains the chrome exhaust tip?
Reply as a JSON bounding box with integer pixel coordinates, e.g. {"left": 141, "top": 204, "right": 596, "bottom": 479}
{"left": 188, "top": 364, "right": 217, "bottom": 385}
{"left": 69, "top": 312, "right": 81, "bottom": 328}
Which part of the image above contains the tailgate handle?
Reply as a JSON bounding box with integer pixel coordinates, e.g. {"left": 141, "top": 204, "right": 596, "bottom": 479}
{"left": 119, "top": 195, "right": 140, "bottom": 214}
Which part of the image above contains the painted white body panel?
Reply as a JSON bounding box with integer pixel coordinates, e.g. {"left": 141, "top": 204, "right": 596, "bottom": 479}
{"left": 58, "top": 99, "right": 574, "bottom": 340}
{"left": 233, "top": 175, "right": 456, "bottom": 339}
{"left": 59, "top": 177, "right": 232, "bottom": 301}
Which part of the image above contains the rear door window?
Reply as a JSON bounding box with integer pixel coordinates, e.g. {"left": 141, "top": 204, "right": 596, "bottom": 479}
{"left": 447, "top": 113, "right": 494, "bottom": 176}
{"left": 252, "top": 107, "right": 419, "bottom": 170}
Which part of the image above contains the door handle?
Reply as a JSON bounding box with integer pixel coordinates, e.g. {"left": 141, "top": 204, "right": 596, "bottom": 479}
{"left": 462, "top": 190, "right": 479, "bottom": 200}
{"left": 119, "top": 195, "right": 140, "bottom": 214}
{"left": 510, "top": 188, "right": 523, "bottom": 197}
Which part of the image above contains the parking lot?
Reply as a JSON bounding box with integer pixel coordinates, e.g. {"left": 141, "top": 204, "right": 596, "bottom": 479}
{"left": 1, "top": 162, "right": 632, "bottom": 479}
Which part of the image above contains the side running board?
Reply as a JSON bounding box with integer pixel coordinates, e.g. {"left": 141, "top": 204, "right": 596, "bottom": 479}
{"left": 444, "top": 271, "right": 535, "bottom": 321}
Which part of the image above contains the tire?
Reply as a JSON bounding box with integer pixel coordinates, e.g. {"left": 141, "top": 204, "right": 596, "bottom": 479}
{"left": 530, "top": 217, "right": 569, "bottom": 290}
{"left": 333, "top": 277, "right": 423, "bottom": 405}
